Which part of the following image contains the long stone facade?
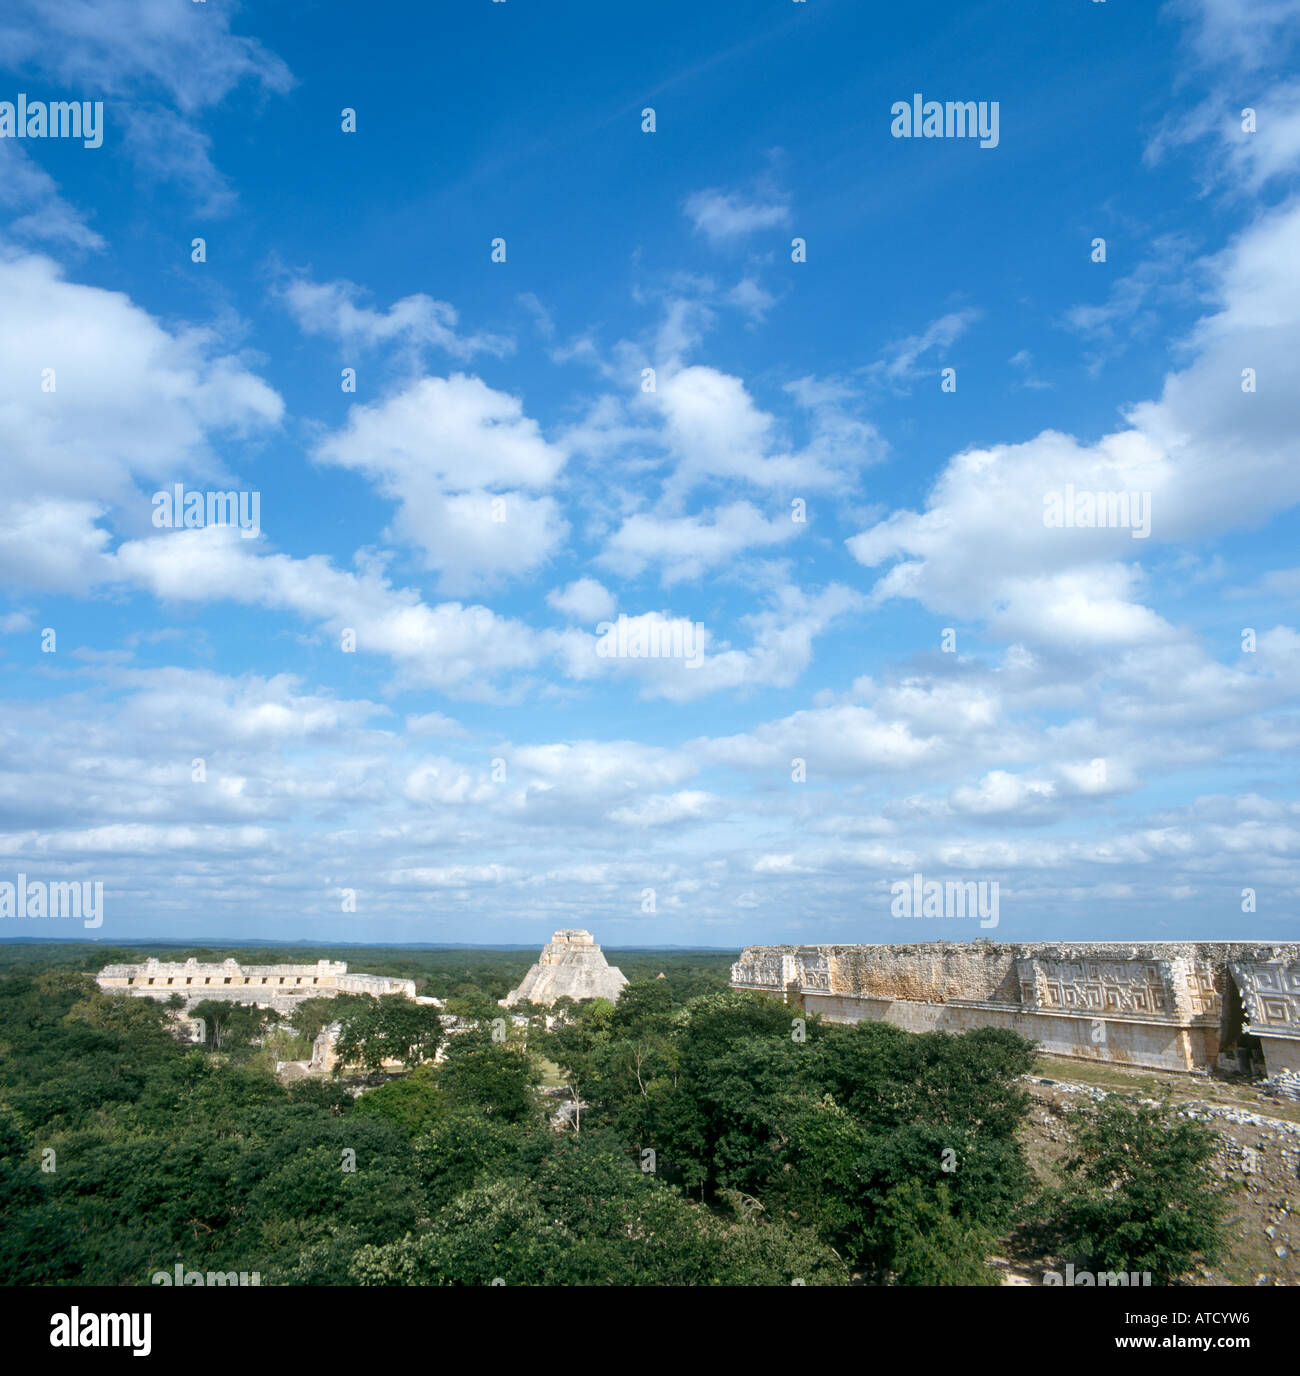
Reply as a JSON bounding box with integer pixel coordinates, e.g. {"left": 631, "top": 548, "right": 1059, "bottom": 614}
{"left": 731, "top": 940, "right": 1300, "bottom": 1078}
{"left": 503, "top": 929, "right": 628, "bottom": 1007}
{"left": 97, "top": 957, "right": 416, "bottom": 1014}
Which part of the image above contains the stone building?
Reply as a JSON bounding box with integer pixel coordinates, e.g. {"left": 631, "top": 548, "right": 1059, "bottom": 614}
{"left": 96, "top": 957, "right": 416, "bottom": 1014}
{"left": 731, "top": 940, "right": 1300, "bottom": 1078}
{"left": 503, "top": 929, "right": 628, "bottom": 1007}
{"left": 309, "top": 1021, "right": 343, "bottom": 1073}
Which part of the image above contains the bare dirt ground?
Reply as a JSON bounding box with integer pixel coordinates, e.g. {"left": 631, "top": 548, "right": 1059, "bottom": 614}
{"left": 988, "top": 1055, "right": 1300, "bottom": 1287}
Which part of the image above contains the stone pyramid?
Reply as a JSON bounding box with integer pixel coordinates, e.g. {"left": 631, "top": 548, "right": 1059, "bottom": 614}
{"left": 503, "top": 929, "right": 628, "bottom": 1007}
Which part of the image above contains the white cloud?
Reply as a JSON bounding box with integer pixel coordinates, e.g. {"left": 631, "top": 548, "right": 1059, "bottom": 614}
{"left": 609, "top": 791, "right": 719, "bottom": 827}
{"left": 1061, "top": 234, "right": 1198, "bottom": 366}
{"left": 550, "top": 584, "right": 862, "bottom": 703}
{"left": 0, "top": 0, "right": 292, "bottom": 110}
{"left": 1174, "top": 0, "right": 1300, "bottom": 73}
{"left": 314, "top": 374, "right": 569, "bottom": 591}
{"left": 282, "top": 275, "right": 512, "bottom": 360}
{"left": 0, "top": 0, "right": 293, "bottom": 209}
{"left": 0, "top": 251, "right": 283, "bottom": 537}
{"left": 402, "top": 758, "right": 497, "bottom": 807}
{"left": 868, "top": 309, "right": 979, "bottom": 385}
{"left": 511, "top": 740, "right": 696, "bottom": 796}
{"left": 0, "top": 498, "right": 113, "bottom": 593}
{"left": 847, "top": 200, "right": 1300, "bottom": 648}
{"left": 600, "top": 502, "right": 798, "bottom": 584}
{"left": 0, "top": 823, "right": 276, "bottom": 859}
{"left": 727, "top": 276, "right": 776, "bottom": 321}
{"left": 123, "top": 107, "right": 236, "bottom": 216}
{"left": 652, "top": 365, "right": 878, "bottom": 494}
{"left": 110, "top": 526, "right": 550, "bottom": 699}
{"left": 317, "top": 374, "right": 562, "bottom": 491}
{"left": 684, "top": 187, "right": 790, "bottom": 243}
{"left": 704, "top": 702, "right": 942, "bottom": 775}
{"left": 547, "top": 577, "right": 617, "bottom": 623}
{"left": 0, "top": 145, "right": 104, "bottom": 251}
{"left": 386, "top": 864, "right": 513, "bottom": 887}
{"left": 405, "top": 712, "right": 467, "bottom": 738}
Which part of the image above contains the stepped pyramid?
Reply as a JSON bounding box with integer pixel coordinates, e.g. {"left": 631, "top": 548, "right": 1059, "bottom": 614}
{"left": 503, "top": 929, "right": 628, "bottom": 1007}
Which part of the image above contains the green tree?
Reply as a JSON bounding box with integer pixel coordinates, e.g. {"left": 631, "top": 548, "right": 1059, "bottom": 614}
{"left": 190, "top": 999, "right": 278, "bottom": 1056}
{"left": 611, "top": 979, "right": 678, "bottom": 1037}
{"left": 1057, "top": 1096, "right": 1234, "bottom": 1284}
{"left": 292, "top": 995, "right": 371, "bottom": 1044}
{"left": 412, "top": 1107, "right": 545, "bottom": 1213}
{"left": 331, "top": 998, "right": 385, "bottom": 1073}
{"left": 544, "top": 997, "right": 616, "bottom": 1132}
{"left": 353, "top": 1130, "right": 846, "bottom": 1286}
{"left": 438, "top": 1027, "right": 540, "bottom": 1123}
{"left": 650, "top": 990, "right": 820, "bottom": 1194}
{"left": 880, "top": 1180, "right": 1001, "bottom": 1285}
{"left": 351, "top": 1064, "right": 445, "bottom": 1138}
{"left": 381, "top": 998, "right": 444, "bottom": 1068}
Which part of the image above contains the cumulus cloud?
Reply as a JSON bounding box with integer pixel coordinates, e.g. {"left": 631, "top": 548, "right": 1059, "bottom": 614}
{"left": 550, "top": 584, "right": 863, "bottom": 703}
{"left": 0, "top": 251, "right": 282, "bottom": 526}
{"left": 648, "top": 364, "right": 882, "bottom": 497}
{"left": 109, "top": 526, "right": 550, "bottom": 698}
{"left": 314, "top": 374, "right": 569, "bottom": 592}
{"left": 547, "top": 578, "right": 617, "bottom": 623}
{"left": 403, "top": 758, "right": 497, "bottom": 807}
{"left": 511, "top": 740, "right": 693, "bottom": 793}
{"left": 847, "top": 197, "right": 1300, "bottom": 647}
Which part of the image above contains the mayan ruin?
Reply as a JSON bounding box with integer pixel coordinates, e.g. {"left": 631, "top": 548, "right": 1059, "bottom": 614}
{"left": 732, "top": 940, "right": 1300, "bottom": 1079}
{"left": 95, "top": 957, "right": 416, "bottom": 1014}
{"left": 503, "top": 929, "right": 629, "bottom": 1007}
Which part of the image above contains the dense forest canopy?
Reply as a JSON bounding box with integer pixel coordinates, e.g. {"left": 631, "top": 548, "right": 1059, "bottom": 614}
{"left": 0, "top": 943, "right": 1231, "bottom": 1286}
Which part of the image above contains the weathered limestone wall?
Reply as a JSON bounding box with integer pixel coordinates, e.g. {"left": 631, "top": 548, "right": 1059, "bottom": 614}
{"left": 731, "top": 941, "right": 1300, "bottom": 1077}
{"left": 97, "top": 957, "right": 416, "bottom": 1013}
{"left": 1231, "top": 958, "right": 1300, "bottom": 1076}
{"left": 309, "top": 1022, "right": 342, "bottom": 1072}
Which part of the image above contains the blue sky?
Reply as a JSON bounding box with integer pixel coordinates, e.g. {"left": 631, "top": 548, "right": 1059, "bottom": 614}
{"left": 1, "top": 0, "right": 1298, "bottom": 947}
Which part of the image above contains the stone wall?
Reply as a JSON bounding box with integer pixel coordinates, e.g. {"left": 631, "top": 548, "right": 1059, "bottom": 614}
{"left": 97, "top": 957, "right": 416, "bottom": 1014}
{"left": 1231, "top": 958, "right": 1300, "bottom": 1075}
{"left": 731, "top": 941, "right": 1300, "bottom": 1077}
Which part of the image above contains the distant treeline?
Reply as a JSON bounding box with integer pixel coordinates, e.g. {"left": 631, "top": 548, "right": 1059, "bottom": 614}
{"left": 0, "top": 942, "right": 737, "bottom": 1004}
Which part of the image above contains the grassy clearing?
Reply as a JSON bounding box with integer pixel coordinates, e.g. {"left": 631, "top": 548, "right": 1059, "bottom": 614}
{"left": 1031, "top": 1053, "right": 1300, "bottom": 1124}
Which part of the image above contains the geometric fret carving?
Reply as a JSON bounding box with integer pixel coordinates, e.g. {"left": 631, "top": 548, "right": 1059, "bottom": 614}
{"left": 1231, "top": 961, "right": 1300, "bottom": 1030}
{"left": 1017, "top": 958, "right": 1180, "bottom": 1018}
